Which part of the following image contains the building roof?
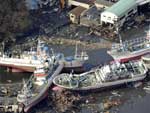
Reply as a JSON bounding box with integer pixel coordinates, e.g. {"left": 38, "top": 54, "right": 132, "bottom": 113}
{"left": 69, "top": 6, "right": 86, "bottom": 17}
{"left": 95, "top": 0, "right": 114, "bottom": 7}
{"left": 104, "top": 0, "right": 137, "bottom": 17}
{"left": 75, "top": 0, "right": 96, "bottom": 4}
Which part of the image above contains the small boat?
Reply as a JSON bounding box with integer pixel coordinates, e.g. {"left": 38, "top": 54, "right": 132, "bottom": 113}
{"left": 107, "top": 26, "right": 150, "bottom": 62}
{"left": 53, "top": 60, "right": 147, "bottom": 91}
{"left": 58, "top": 43, "right": 89, "bottom": 73}
{"left": 142, "top": 54, "right": 150, "bottom": 70}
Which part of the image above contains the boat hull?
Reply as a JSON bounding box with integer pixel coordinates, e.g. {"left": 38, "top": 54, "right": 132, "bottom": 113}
{"left": 23, "top": 91, "right": 48, "bottom": 112}
{"left": 0, "top": 63, "right": 35, "bottom": 72}
{"left": 60, "top": 60, "right": 85, "bottom": 73}
{"left": 62, "top": 66, "right": 85, "bottom": 73}
{"left": 56, "top": 74, "right": 146, "bottom": 91}
{"left": 108, "top": 48, "right": 150, "bottom": 62}
{"left": 18, "top": 63, "right": 64, "bottom": 112}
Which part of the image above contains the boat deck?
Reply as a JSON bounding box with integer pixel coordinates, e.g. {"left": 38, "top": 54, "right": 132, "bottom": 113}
{"left": 93, "top": 61, "right": 145, "bottom": 83}
{"left": 110, "top": 37, "right": 150, "bottom": 55}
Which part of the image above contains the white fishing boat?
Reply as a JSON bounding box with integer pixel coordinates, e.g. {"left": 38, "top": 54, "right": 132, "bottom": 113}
{"left": 59, "top": 43, "right": 89, "bottom": 72}
{"left": 53, "top": 60, "right": 147, "bottom": 91}
{"left": 107, "top": 26, "right": 150, "bottom": 62}
{"left": 17, "top": 62, "right": 64, "bottom": 112}
{"left": 0, "top": 39, "right": 88, "bottom": 73}
{"left": 0, "top": 39, "right": 57, "bottom": 72}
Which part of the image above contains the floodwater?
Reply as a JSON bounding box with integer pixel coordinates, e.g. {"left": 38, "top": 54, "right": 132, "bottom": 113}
{"left": 0, "top": 68, "right": 31, "bottom": 84}
{"left": 0, "top": 24, "right": 150, "bottom": 113}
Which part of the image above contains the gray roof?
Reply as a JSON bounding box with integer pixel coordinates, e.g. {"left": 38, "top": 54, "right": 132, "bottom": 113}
{"left": 69, "top": 6, "right": 86, "bottom": 17}
{"left": 95, "top": 0, "right": 114, "bottom": 7}
{"left": 104, "top": 0, "right": 137, "bottom": 17}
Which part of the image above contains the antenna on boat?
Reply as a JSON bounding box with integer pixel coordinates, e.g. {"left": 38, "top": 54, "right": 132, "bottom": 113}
{"left": 2, "top": 41, "right": 5, "bottom": 57}
{"left": 75, "top": 42, "right": 78, "bottom": 58}
{"left": 115, "top": 23, "right": 124, "bottom": 51}
{"left": 51, "top": 48, "right": 55, "bottom": 56}
{"left": 70, "top": 70, "right": 74, "bottom": 78}
{"left": 146, "top": 25, "right": 150, "bottom": 41}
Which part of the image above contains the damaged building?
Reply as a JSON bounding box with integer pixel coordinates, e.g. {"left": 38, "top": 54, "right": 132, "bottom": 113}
{"left": 69, "top": 6, "right": 87, "bottom": 24}
{"left": 68, "top": 0, "right": 95, "bottom": 24}
{"left": 100, "top": 0, "right": 138, "bottom": 28}
{"left": 68, "top": 0, "right": 95, "bottom": 9}
{"left": 68, "top": 0, "right": 150, "bottom": 29}
{"left": 95, "top": 0, "right": 116, "bottom": 9}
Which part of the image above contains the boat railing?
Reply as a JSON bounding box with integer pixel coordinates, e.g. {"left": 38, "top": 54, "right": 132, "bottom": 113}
{"left": 94, "top": 71, "right": 101, "bottom": 82}
{"left": 124, "top": 36, "right": 147, "bottom": 45}
{"left": 111, "top": 36, "right": 149, "bottom": 51}
{"left": 98, "top": 70, "right": 105, "bottom": 82}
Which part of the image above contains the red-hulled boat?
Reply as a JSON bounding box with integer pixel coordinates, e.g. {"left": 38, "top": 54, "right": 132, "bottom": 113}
{"left": 107, "top": 26, "right": 150, "bottom": 62}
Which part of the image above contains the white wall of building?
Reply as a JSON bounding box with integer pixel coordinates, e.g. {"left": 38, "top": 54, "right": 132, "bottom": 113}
{"left": 101, "top": 12, "right": 118, "bottom": 24}
{"left": 101, "top": 6, "right": 137, "bottom": 27}
{"left": 68, "top": 0, "right": 90, "bottom": 9}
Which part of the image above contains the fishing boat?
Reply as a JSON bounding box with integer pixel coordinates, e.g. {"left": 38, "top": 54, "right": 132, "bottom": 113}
{"left": 0, "top": 39, "right": 88, "bottom": 73}
{"left": 17, "top": 61, "right": 64, "bottom": 112}
{"left": 58, "top": 43, "right": 89, "bottom": 73}
{"left": 142, "top": 54, "right": 150, "bottom": 70}
{"left": 53, "top": 60, "right": 147, "bottom": 91}
{"left": 0, "top": 39, "right": 57, "bottom": 72}
{"left": 107, "top": 26, "right": 150, "bottom": 62}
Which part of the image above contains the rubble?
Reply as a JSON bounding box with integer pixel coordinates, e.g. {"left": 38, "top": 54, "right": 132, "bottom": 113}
{"left": 48, "top": 90, "right": 81, "bottom": 112}
{"left": 0, "top": 83, "right": 23, "bottom": 113}
{"left": 103, "top": 99, "right": 121, "bottom": 110}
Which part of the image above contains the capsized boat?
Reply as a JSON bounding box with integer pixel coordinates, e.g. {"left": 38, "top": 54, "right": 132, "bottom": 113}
{"left": 107, "top": 26, "right": 150, "bottom": 62}
{"left": 142, "top": 54, "right": 150, "bottom": 70}
{"left": 17, "top": 61, "right": 63, "bottom": 112}
{"left": 53, "top": 60, "right": 147, "bottom": 91}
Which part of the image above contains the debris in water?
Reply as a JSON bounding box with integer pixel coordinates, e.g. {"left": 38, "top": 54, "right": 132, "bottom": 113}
{"left": 52, "top": 86, "right": 64, "bottom": 92}
{"left": 111, "top": 91, "right": 121, "bottom": 97}
{"left": 48, "top": 90, "right": 81, "bottom": 112}
{"left": 143, "top": 86, "right": 150, "bottom": 91}
{"left": 133, "top": 82, "right": 142, "bottom": 88}
{"left": 103, "top": 99, "right": 122, "bottom": 110}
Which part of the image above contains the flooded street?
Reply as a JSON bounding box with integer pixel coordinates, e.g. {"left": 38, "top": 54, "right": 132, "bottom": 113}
{"left": 0, "top": 69, "right": 30, "bottom": 84}
{"left": 0, "top": 22, "right": 150, "bottom": 113}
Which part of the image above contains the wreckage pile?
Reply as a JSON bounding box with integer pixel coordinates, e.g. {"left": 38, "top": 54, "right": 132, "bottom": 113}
{"left": 0, "top": 83, "right": 22, "bottom": 97}
{"left": 48, "top": 90, "right": 81, "bottom": 112}
{"left": 0, "top": 83, "right": 22, "bottom": 112}
{"left": 47, "top": 88, "right": 123, "bottom": 113}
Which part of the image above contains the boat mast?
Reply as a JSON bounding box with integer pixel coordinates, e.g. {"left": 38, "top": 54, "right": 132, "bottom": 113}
{"left": 2, "top": 41, "right": 5, "bottom": 57}
{"left": 115, "top": 24, "right": 124, "bottom": 51}
{"left": 75, "top": 43, "right": 78, "bottom": 58}
{"left": 147, "top": 25, "right": 150, "bottom": 41}
{"left": 51, "top": 48, "right": 54, "bottom": 56}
